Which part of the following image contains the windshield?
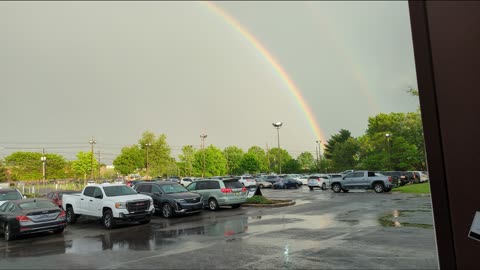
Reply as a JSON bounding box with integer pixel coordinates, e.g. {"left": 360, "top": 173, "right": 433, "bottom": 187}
{"left": 0, "top": 191, "right": 22, "bottom": 201}
{"left": 224, "top": 181, "right": 243, "bottom": 189}
{"left": 103, "top": 186, "right": 137, "bottom": 197}
{"left": 19, "top": 201, "right": 56, "bottom": 210}
{"left": 160, "top": 184, "right": 188, "bottom": 194}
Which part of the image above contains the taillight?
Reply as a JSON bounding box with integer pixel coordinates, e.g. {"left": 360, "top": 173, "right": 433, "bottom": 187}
{"left": 388, "top": 177, "right": 393, "bottom": 183}
{"left": 242, "top": 187, "right": 247, "bottom": 192}
{"left": 16, "top": 215, "right": 31, "bottom": 222}
{"left": 221, "top": 188, "right": 233, "bottom": 193}
{"left": 58, "top": 210, "right": 66, "bottom": 218}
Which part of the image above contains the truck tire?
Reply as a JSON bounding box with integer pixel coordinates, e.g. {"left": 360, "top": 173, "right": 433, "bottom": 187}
{"left": 102, "top": 209, "right": 115, "bottom": 230}
{"left": 332, "top": 183, "right": 342, "bottom": 193}
{"left": 66, "top": 206, "right": 77, "bottom": 224}
{"left": 373, "top": 182, "right": 385, "bottom": 193}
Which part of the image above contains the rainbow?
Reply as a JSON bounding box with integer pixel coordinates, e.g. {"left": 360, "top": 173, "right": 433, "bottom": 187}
{"left": 202, "top": 1, "right": 327, "bottom": 146}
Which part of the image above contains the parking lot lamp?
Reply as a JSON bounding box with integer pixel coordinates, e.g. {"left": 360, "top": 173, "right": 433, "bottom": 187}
{"left": 272, "top": 122, "right": 283, "bottom": 174}
{"left": 89, "top": 137, "right": 96, "bottom": 181}
{"left": 385, "top": 133, "right": 392, "bottom": 170}
{"left": 200, "top": 134, "right": 208, "bottom": 177}
{"left": 41, "top": 148, "right": 46, "bottom": 183}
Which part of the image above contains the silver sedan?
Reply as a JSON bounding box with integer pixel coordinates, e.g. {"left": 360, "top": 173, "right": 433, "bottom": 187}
{"left": 255, "top": 180, "right": 273, "bottom": 189}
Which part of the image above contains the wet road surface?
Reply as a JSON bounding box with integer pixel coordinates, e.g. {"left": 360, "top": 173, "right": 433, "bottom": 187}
{"left": 0, "top": 187, "right": 439, "bottom": 269}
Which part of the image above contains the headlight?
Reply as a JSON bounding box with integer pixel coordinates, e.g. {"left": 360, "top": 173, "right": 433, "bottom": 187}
{"left": 115, "top": 202, "right": 127, "bottom": 209}
{"left": 175, "top": 199, "right": 185, "bottom": 203}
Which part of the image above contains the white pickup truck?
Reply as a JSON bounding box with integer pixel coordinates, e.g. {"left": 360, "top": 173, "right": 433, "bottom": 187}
{"left": 62, "top": 184, "right": 154, "bottom": 229}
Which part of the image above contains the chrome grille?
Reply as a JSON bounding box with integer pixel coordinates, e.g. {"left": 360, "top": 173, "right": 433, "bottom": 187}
{"left": 126, "top": 200, "right": 150, "bottom": 213}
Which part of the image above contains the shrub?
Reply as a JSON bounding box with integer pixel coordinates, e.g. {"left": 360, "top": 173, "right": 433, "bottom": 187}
{"left": 246, "top": 195, "right": 273, "bottom": 204}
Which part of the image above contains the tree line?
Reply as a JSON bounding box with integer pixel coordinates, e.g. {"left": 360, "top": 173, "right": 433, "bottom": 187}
{"left": 0, "top": 95, "right": 424, "bottom": 181}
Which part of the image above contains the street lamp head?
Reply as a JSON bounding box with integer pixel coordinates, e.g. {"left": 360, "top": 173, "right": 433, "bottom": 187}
{"left": 385, "top": 133, "right": 392, "bottom": 137}
{"left": 145, "top": 143, "right": 152, "bottom": 147}
{"left": 89, "top": 139, "right": 97, "bottom": 144}
{"left": 200, "top": 134, "right": 208, "bottom": 138}
{"left": 272, "top": 122, "right": 283, "bottom": 128}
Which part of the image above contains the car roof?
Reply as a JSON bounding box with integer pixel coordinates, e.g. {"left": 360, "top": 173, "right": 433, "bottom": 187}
{"left": 0, "top": 188, "right": 19, "bottom": 193}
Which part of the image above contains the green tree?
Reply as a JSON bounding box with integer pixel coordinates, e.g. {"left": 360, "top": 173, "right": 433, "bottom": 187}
{"left": 178, "top": 145, "right": 196, "bottom": 176}
{"left": 240, "top": 153, "right": 260, "bottom": 174}
{"left": 297, "top": 152, "right": 316, "bottom": 172}
{"left": 0, "top": 161, "right": 7, "bottom": 182}
{"left": 72, "top": 151, "right": 99, "bottom": 181}
{"left": 331, "top": 137, "right": 360, "bottom": 171}
{"left": 324, "top": 129, "right": 352, "bottom": 159}
{"left": 113, "top": 145, "right": 144, "bottom": 176}
{"left": 5, "top": 152, "right": 67, "bottom": 181}
{"left": 284, "top": 159, "right": 301, "bottom": 174}
{"left": 223, "top": 146, "right": 244, "bottom": 175}
{"left": 193, "top": 145, "right": 227, "bottom": 177}
{"left": 138, "top": 131, "right": 173, "bottom": 178}
{"left": 247, "top": 146, "right": 269, "bottom": 173}
{"left": 268, "top": 148, "right": 292, "bottom": 174}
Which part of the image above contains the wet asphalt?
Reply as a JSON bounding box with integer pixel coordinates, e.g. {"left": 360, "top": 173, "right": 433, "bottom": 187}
{"left": 0, "top": 187, "right": 439, "bottom": 269}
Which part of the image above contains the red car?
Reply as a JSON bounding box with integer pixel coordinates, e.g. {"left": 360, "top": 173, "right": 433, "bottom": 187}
{"left": 46, "top": 190, "right": 79, "bottom": 209}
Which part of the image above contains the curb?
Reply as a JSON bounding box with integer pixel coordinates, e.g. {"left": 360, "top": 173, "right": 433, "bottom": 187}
{"left": 242, "top": 200, "right": 296, "bottom": 208}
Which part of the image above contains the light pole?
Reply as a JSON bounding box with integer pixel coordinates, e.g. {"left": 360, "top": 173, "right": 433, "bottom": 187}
{"left": 272, "top": 122, "right": 283, "bottom": 174}
{"left": 41, "top": 148, "right": 46, "bottom": 183}
{"left": 385, "top": 133, "right": 392, "bottom": 170}
{"left": 200, "top": 134, "right": 208, "bottom": 177}
{"left": 145, "top": 143, "right": 151, "bottom": 179}
{"left": 316, "top": 140, "right": 321, "bottom": 173}
{"left": 89, "top": 137, "right": 96, "bottom": 181}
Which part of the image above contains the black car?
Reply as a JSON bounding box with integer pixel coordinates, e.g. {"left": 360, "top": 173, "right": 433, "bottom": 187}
{"left": 272, "top": 178, "right": 300, "bottom": 189}
{"left": 381, "top": 171, "right": 407, "bottom": 187}
{"left": 134, "top": 181, "right": 203, "bottom": 218}
{"left": 0, "top": 199, "right": 66, "bottom": 241}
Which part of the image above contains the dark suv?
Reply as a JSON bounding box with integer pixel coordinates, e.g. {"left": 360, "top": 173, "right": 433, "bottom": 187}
{"left": 134, "top": 181, "right": 203, "bottom": 218}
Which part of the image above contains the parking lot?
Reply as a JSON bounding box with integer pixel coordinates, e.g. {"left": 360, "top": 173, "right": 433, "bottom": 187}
{"left": 0, "top": 187, "right": 438, "bottom": 269}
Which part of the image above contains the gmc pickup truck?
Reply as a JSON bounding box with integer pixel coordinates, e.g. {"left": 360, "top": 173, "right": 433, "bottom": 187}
{"left": 62, "top": 184, "right": 154, "bottom": 229}
{"left": 329, "top": 171, "right": 394, "bottom": 193}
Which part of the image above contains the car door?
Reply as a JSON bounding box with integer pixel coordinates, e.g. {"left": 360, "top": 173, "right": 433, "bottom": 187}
{"left": 80, "top": 186, "right": 95, "bottom": 215}
{"left": 194, "top": 181, "right": 209, "bottom": 206}
{"left": 150, "top": 185, "right": 164, "bottom": 209}
{"left": 0, "top": 202, "right": 10, "bottom": 232}
{"left": 343, "top": 172, "right": 361, "bottom": 188}
{"left": 90, "top": 187, "right": 104, "bottom": 217}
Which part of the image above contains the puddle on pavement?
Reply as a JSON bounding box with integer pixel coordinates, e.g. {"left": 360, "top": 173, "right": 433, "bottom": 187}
{"left": 378, "top": 209, "right": 433, "bottom": 228}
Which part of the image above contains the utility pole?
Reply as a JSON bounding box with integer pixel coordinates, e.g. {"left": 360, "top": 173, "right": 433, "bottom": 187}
{"left": 316, "top": 140, "right": 322, "bottom": 173}
{"left": 225, "top": 150, "right": 229, "bottom": 175}
{"left": 97, "top": 150, "right": 101, "bottom": 179}
{"left": 315, "top": 142, "right": 319, "bottom": 173}
{"left": 41, "top": 148, "right": 46, "bottom": 183}
{"left": 272, "top": 122, "right": 283, "bottom": 174}
{"left": 200, "top": 134, "right": 208, "bottom": 178}
{"left": 89, "top": 137, "right": 96, "bottom": 181}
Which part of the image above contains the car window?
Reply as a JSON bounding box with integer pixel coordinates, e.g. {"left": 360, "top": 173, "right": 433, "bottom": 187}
{"left": 352, "top": 172, "right": 364, "bottom": 178}
{"left": 160, "top": 184, "right": 188, "bottom": 194}
{"left": 196, "top": 181, "right": 207, "bottom": 190}
{"left": 19, "top": 201, "right": 56, "bottom": 210}
{"left": 83, "top": 187, "right": 95, "bottom": 197}
{"left": 152, "top": 185, "right": 161, "bottom": 193}
{"left": 0, "top": 202, "right": 9, "bottom": 212}
{"left": 344, "top": 172, "right": 354, "bottom": 178}
{"left": 135, "top": 184, "right": 145, "bottom": 192}
{"left": 7, "top": 203, "right": 16, "bottom": 212}
{"left": 93, "top": 187, "right": 103, "bottom": 198}
{"left": 103, "top": 186, "right": 137, "bottom": 197}
{"left": 368, "top": 171, "right": 376, "bottom": 177}
{"left": 206, "top": 181, "right": 220, "bottom": 189}
{"left": 142, "top": 185, "right": 152, "bottom": 193}
{"left": 267, "top": 176, "right": 276, "bottom": 179}
{"left": 224, "top": 180, "right": 243, "bottom": 189}
{"left": 186, "top": 182, "right": 196, "bottom": 191}
{"left": 0, "top": 191, "right": 23, "bottom": 201}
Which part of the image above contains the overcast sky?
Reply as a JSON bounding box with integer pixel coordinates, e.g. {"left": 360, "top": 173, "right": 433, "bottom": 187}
{"left": 0, "top": 1, "right": 418, "bottom": 164}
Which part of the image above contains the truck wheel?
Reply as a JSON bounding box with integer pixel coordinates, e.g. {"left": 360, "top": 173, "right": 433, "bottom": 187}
{"left": 208, "top": 198, "right": 219, "bottom": 211}
{"left": 66, "top": 206, "right": 77, "bottom": 224}
{"left": 374, "top": 183, "right": 385, "bottom": 193}
{"left": 332, "top": 183, "right": 342, "bottom": 193}
{"left": 162, "top": 203, "right": 173, "bottom": 218}
{"left": 102, "top": 209, "right": 115, "bottom": 230}
{"left": 322, "top": 183, "right": 326, "bottom": 190}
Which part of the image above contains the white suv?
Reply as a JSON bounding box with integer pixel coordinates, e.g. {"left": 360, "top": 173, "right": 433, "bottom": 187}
{"left": 307, "top": 174, "right": 331, "bottom": 191}
{"left": 237, "top": 176, "right": 257, "bottom": 187}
